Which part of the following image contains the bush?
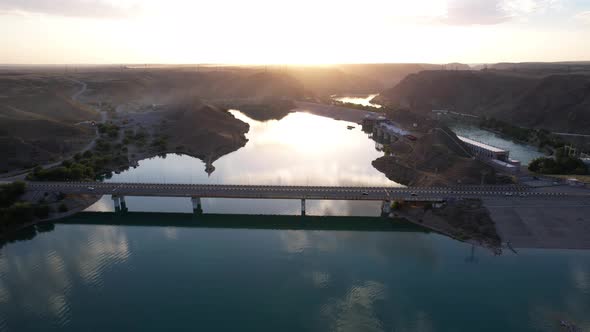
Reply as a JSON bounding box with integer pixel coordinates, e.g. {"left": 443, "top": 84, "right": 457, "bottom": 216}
{"left": 0, "top": 181, "right": 26, "bottom": 208}
{"left": 529, "top": 155, "right": 589, "bottom": 175}
{"left": 58, "top": 203, "right": 68, "bottom": 213}
{"left": 34, "top": 205, "right": 51, "bottom": 219}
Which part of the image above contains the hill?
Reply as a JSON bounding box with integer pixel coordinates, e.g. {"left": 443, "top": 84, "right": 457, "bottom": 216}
{"left": 0, "top": 74, "right": 98, "bottom": 172}
{"left": 80, "top": 69, "right": 305, "bottom": 106}
{"left": 161, "top": 100, "right": 249, "bottom": 162}
{"left": 376, "top": 70, "right": 590, "bottom": 133}
{"left": 372, "top": 126, "right": 500, "bottom": 186}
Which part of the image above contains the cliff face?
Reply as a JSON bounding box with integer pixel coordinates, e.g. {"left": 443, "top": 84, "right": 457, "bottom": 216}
{"left": 376, "top": 70, "right": 590, "bottom": 132}
{"left": 510, "top": 75, "right": 590, "bottom": 131}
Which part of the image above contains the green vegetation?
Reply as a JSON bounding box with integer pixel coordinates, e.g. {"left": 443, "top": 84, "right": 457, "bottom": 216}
{"left": 58, "top": 203, "right": 68, "bottom": 213}
{"left": 151, "top": 135, "right": 168, "bottom": 150}
{"left": 97, "top": 122, "right": 120, "bottom": 139}
{"left": 0, "top": 182, "right": 54, "bottom": 230}
{"left": 27, "top": 148, "right": 128, "bottom": 181}
{"left": 0, "top": 181, "right": 25, "bottom": 208}
{"left": 479, "top": 117, "right": 565, "bottom": 149}
{"left": 528, "top": 149, "right": 589, "bottom": 175}
{"left": 123, "top": 128, "right": 148, "bottom": 146}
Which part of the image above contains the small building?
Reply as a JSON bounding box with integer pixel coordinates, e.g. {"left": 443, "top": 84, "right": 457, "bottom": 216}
{"left": 458, "top": 136, "right": 510, "bottom": 161}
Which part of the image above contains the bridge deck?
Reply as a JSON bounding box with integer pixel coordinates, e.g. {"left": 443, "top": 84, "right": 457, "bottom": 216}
{"left": 22, "top": 182, "right": 584, "bottom": 201}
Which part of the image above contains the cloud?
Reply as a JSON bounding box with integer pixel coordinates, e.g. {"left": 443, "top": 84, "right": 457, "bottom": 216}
{"left": 0, "top": 0, "right": 141, "bottom": 18}
{"left": 439, "top": 0, "right": 562, "bottom": 25}
{"left": 441, "top": 0, "right": 510, "bottom": 25}
{"left": 575, "top": 11, "right": 590, "bottom": 24}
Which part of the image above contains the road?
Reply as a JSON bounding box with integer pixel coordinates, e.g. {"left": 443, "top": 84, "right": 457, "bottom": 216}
{"left": 552, "top": 132, "right": 590, "bottom": 138}
{"left": 19, "top": 182, "right": 589, "bottom": 201}
{"left": 0, "top": 78, "right": 107, "bottom": 180}
{"left": 67, "top": 78, "right": 87, "bottom": 101}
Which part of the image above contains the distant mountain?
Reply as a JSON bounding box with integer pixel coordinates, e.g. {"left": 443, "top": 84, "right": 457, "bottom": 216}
{"left": 335, "top": 63, "right": 471, "bottom": 90}
{"left": 283, "top": 63, "right": 472, "bottom": 96}
{"left": 376, "top": 70, "right": 590, "bottom": 132}
{"left": 81, "top": 69, "right": 304, "bottom": 105}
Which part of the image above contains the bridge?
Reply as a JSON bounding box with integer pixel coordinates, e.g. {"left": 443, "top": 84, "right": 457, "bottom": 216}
{"left": 23, "top": 181, "right": 587, "bottom": 216}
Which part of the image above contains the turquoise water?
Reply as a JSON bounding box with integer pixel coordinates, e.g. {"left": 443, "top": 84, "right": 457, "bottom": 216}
{"left": 1, "top": 111, "right": 589, "bottom": 332}
{"left": 450, "top": 123, "right": 545, "bottom": 165}
{"left": 1, "top": 214, "right": 589, "bottom": 332}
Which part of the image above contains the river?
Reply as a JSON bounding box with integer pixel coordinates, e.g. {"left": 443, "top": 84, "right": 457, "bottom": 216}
{"left": 1, "top": 111, "right": 589, "bottom": 332}
{"left": 332, "top": 94, "right": 382, "bottom": 108}
{"left": 449, "top": 123, "right": 545, "bottom": 165}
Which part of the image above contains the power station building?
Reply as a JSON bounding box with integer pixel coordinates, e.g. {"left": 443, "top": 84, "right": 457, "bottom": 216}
{"left": 458, "top": 136, "right": 521, "bottom": 173}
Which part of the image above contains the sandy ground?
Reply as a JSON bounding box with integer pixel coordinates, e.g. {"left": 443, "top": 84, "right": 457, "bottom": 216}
{"left": 484, "top": 197, "right": 590, "bottom": 249}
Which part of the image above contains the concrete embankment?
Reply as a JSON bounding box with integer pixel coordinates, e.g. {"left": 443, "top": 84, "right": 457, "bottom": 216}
{"left": 484, "top": 197, "right": 590, "bottom": 250}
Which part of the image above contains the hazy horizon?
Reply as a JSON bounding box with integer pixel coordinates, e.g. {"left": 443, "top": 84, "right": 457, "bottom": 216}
{"left": 1, "top": 0, "right": 589, "bottom": 65}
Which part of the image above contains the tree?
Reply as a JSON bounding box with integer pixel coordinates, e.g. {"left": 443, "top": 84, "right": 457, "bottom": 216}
{"left": 34, "top": 205, "right": 51, "bottom": 219}
{"left": 58, "top": 203, "right": 68, "bottom": 213}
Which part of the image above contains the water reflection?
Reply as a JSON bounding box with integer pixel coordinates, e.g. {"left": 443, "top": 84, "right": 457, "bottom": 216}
{"left": 0, "top": 219, "right": 589, "bottom": 332}
{"left": 0, "top": 223, "right": 132, "bottom": 331}
{"left": 86, "top": 111, "right": 398, "bottom": 216}
{"left": 321, "top": 281, "right": 386, "bottom": 332}
{"left": 333, "top": 94, "right": 382, "bottom": 109}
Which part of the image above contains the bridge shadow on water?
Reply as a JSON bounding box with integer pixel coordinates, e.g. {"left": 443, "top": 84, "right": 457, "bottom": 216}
{"left": 1, "top": 213, "right": 430, "bottom": 250}
{"left": 57, "top": 212, "right": 431, "bottom": 233}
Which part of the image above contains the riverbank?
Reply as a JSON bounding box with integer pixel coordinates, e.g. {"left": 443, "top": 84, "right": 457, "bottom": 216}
{"left": 294, "top": 101, "right": 378, "bottom": 123}
{"left": 0, "top": 182, "right": 100, "bottom": 238}
{"left": 393, "top": 199, "right": 502, "bottom": 252}
{"left": 372, "top": 128, "right": 506, "bottom": 187}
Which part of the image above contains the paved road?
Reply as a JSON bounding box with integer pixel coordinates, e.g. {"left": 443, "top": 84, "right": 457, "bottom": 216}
{"left": 19, "top": 182, "right": 589, "bottom": 201}
{"left": 67, "top": 78, "right": 87, "bottom": 101}
{"left": 552, "top": 132, "right": 590, "bottom": 138}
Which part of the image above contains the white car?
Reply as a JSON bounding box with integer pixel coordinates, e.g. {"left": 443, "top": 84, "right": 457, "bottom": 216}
{"left": 87, "top": 187, "right": 95, "bottom": 191}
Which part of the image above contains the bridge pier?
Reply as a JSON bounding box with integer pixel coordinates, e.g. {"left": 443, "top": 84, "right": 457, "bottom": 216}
{"left": 120, "top": 196, "right": 127, "bottom": 212}
{"left": 112, "top": 196, "right": 121, "bottom": 212}
{"left": 381, "top": 200, "right": 391, "bottom": 217}
{"left": 191, "top": 197, "right": 203, "bottom": 215}
{"left": 301, "top": 199, "right": 306, "bottom": 216}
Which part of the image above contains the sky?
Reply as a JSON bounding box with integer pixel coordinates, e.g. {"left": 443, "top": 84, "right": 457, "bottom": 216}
{"left": 0, "top": 0, "right": 589, "bottom": 64}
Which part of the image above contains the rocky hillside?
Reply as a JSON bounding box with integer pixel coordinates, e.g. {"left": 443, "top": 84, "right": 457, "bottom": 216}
{"left": 372, "top": 127, "right": 501, "bottom": 187}
{"left": 0, "top": 75, "right": 97, "bottom": 172}
{"left": 161, "top": 100, "right": 249, "bottom": 162}
{"left": 82, "top": 69, "right": 305, "bottom": 106}
{"left": 376, "top": 70, "right": 590, "bottom": 132}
